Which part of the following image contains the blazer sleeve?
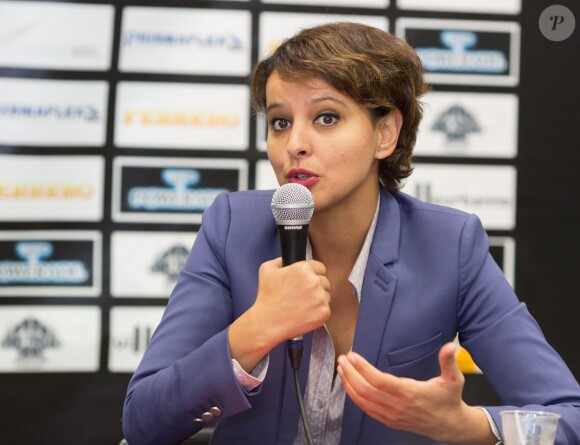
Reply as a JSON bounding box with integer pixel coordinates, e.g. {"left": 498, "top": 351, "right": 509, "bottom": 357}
{"left": 456, "top": 214, "right": 580, "bottom": 444}
{"left": 122, "top": 193, "right": 254, "bottom": 445}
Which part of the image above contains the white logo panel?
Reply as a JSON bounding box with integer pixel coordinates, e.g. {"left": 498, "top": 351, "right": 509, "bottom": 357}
{"left": 398, "top": 0, "right": 521, "bottom": 14}
{"left": 405, "top": 164, "right": 516, "bottom": 230}
{"left": 0, "top": 79, "right": 108, "bottom": 147}
{"left": 415, "top": 92, "right": 518, "bottom": 158}
{"left": 119, "top": 8, "right": 252, "bottom": 76}
{"left": 0, "top": 1, "right": 114, "bottom": 70}
{"left": 261, "top": 0, "right": 389, "bottom": 7}
{"left": 260, "top": 12, "right": 388, "bottom": 58}
{"left": 0, "top": 306, "right": 101, "bottom": 373}
{"left": 256, "top": 116, "right": 268, "bottom": 152}
{"left": 255, "top": 159, "right": 279, "bottom": 190}
{"left": 111, "top": 231, "right": 196, "bottom": 298}
{"left": 115, "top": 82, "right": 249, "bottom": 150}
{"left": 108, "top": 306, "right": 165, "bottom": 373}
{"left": 0, "top": 155, "right": 104, "bottom": 222}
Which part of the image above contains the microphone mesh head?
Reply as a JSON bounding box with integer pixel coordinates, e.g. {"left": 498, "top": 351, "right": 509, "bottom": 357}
{"left": 271, "top": 183, "right": 314, "bottom": 224}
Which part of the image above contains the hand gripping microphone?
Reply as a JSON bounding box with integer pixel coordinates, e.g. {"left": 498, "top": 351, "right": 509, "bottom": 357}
{"left": 271, "top": 183, "right": 314, "bottom": 369}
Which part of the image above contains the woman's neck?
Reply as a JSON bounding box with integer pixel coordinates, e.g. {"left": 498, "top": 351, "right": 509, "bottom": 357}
{"left": 309, "top": 191, "right": 379, "bottom": 268}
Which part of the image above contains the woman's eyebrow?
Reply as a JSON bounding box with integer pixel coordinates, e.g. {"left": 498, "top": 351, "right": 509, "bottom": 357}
{"left": 266, "top": 95, "right": 346, "bottom": 113}
{"left": 266, "top": 102, "right": 283, "bottom": 114}
{"left": 311, "top": 95, "right": 346, "bottom": 106}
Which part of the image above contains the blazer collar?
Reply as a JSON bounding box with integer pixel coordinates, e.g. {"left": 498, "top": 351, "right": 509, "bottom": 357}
{"left": 371, "top": 187, "right": 401, "bottom": 266}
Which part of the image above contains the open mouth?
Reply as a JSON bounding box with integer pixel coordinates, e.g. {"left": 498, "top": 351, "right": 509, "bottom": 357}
{"left": 287, "top": 170, "right": 319, "bottom": 187}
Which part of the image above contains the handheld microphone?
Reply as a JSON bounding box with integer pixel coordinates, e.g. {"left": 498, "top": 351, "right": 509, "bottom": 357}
{"left": 271, "top": 183, "right": 314, "bottom": 369}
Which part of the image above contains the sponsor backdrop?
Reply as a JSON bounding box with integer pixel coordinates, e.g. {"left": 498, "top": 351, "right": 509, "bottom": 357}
{"left": 0, "top": 0, "right": 578, "bottom": 443}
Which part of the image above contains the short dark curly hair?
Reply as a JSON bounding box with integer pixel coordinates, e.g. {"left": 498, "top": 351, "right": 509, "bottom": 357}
{"left": 249, "top": 21, "right": 430, "bottom": 192}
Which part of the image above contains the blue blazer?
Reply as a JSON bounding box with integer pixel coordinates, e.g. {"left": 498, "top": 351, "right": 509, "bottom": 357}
{"left": 123, "top": 189, "right": 580, "bottom": 445}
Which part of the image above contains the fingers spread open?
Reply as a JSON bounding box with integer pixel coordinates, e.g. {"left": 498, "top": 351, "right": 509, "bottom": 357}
{"left": 337, "top": 353, "right": 398, "bottom": 406}
{"left": 344, "top": 352, "right": 403, "bottom": 395}
{"left": 338, "top": 364, "right": 390, "bottom": 422}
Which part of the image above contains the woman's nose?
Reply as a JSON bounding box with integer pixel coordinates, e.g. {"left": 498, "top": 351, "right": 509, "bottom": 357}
{"left": 286, "top": 126, "right": 311, "bottom": 158}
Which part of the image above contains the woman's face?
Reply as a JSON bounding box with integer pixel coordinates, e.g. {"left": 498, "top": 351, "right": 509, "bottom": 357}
{"left": 265, "top": 71, "right": 399, "bottom": 215}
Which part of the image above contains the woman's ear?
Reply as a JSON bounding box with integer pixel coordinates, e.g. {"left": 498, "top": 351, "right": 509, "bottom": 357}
{"left": 375, "top": 108, "right": 403, "bottom": 160}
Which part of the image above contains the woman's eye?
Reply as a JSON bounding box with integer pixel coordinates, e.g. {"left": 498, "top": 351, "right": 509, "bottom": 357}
{"left": 270, "top": 118, "right": 291, "bottom": 131}
{"left": 315, "top": 113, "right": 339, "bottom": 126}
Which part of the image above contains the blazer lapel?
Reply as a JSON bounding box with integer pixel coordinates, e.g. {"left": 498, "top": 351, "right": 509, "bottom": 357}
{"left": 340, "top": 189, "right": 401, "bottom": 444}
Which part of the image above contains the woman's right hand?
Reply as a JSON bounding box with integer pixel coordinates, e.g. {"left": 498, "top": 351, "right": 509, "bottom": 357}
{"left": 254, "top": 257, "right": 331, "bottom": 344}
{"left": 228, "top": 257, "right": 330, "bottom": 373}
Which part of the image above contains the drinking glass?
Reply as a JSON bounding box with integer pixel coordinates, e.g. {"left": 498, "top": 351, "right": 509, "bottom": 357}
{"left": 500, "top": 410, "right": 560, "bottom": 445}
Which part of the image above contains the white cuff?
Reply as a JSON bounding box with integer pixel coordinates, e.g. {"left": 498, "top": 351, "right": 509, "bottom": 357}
{"left": 232, "top": 355, "right": 269, "bottom": 392}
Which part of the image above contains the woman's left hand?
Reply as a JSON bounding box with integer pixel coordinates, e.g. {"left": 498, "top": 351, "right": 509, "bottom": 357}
{"left": 337, "top": 342, "right": 496, "bottom": 445}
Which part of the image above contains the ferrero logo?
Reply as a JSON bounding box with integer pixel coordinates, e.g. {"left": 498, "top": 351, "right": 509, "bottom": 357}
{"left": 123, "top": 110, "right": 240, "bottom": 127}
{"left": 0, "top": 183, "right": 94, "bottom": 199}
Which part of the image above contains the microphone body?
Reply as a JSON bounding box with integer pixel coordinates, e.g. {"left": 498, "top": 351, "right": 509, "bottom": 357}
{"left": 277, "top": 224, "right": 308, "bottom": 267}
{"left": 271, "top": 183, "right": 314, "bottom": 369}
